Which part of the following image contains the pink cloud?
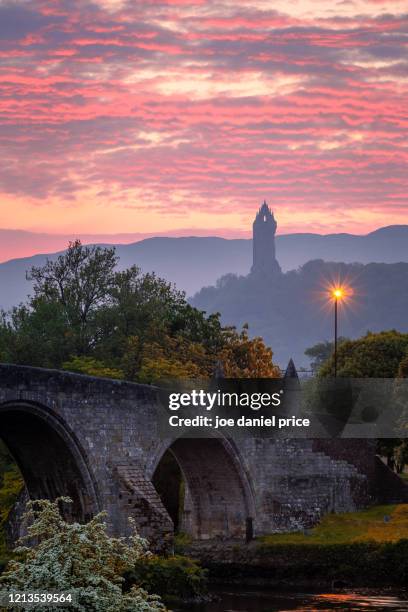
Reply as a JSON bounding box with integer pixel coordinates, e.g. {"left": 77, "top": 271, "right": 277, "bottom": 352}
{"left": 0, "top": 0, "right": 406, "bottom": 248}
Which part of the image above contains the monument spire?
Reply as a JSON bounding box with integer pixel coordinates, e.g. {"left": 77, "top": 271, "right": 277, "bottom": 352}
{"left": 251, "top": 201, "right": 281, "bottom": 277}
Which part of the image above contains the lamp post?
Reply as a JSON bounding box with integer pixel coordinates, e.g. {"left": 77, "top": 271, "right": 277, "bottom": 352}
{"left": 332, "top": 288, "right": 343, "bottom": 377}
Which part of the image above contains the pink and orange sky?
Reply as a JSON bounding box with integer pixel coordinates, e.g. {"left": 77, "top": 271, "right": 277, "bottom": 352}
{"left": 0, "top": 0, "right": 407, "bottom": 248}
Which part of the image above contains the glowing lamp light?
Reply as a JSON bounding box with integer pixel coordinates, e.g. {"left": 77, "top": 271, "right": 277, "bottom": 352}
{"left": 329, "top": 284, "right": 350, "bottom": 376}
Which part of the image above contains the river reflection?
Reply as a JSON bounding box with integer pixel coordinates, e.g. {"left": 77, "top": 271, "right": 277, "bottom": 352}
{"left": 181, "top": 590, "right": 408, "bottom": 611}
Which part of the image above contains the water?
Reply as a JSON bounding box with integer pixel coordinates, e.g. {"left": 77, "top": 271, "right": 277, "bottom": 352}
{"left": 180, "top": 589, "right": 408, "bottom": 611}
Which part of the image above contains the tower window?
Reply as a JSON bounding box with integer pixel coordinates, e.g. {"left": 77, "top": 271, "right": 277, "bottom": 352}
{"left": 263, "top": 215, "right": 266, "bottom": 222}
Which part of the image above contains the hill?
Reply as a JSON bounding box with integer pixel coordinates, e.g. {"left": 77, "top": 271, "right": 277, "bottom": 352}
{"left": 191, "top": 260, "right": 408, "bottom": 368}
{"left": 0, "top": 237, "right": 250, "bottom": 311}
{"left": 1, "top": 225, "right": 408, "bottom": 311}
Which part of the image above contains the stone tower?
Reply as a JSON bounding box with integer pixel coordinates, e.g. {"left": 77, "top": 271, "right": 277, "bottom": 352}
{"left": 251, "top": 201, "right": 281, "bottom": 276}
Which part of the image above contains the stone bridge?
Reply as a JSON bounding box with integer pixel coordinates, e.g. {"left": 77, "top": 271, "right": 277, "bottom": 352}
{"left": 0, "top": 364, "right": 401, "bottom": 549}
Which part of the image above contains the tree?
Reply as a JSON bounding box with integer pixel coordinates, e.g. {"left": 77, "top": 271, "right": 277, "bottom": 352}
{"left": 95, "top": 267, "right": 187, "bottom": 363}
{"left": 27, "top": 241, "right": 118, "bottom": 355}
{"left": 319, "top": 331, "right": 408, "bottom": 378}
{"left": 167, "top": 304, "right": 224, "bottom": 354}
{"left": 305, "top": 338, "right": 348, "bottom": 373}
{"left": 0, "top": 498, "right": 166, "bottom": 612}
{"left": 0, "top": 245, "right": 226, "bottom": 375}
{"left": 131, "top": 336, "right": 214, "bottom": 384}
{"left": 0, "top": 301, "right": 75, "bottom": 368}
{"left": 219, "top": 326, "right": 280, "bottom": 378}
{"left": 0, "top": 242, "right": 279, "bottom": 382}
{"left": 318, "top": 330, "right": 408, "bottom": 475}
{"left": 62, "top": 356, "right": 124, "bottom": 380}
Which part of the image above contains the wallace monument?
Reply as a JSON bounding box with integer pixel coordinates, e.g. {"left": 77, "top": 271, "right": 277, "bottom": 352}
{"left": 251, "top": 201, "right": 281, "bottom": 278}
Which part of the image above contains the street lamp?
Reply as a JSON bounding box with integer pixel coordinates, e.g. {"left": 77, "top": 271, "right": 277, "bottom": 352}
{"left": 332, "top": 288, "right": 344, "bottom": 377}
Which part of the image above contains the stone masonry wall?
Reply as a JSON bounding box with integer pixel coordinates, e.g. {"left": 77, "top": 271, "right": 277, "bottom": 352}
{"left": 0, "top": 364, "right": 391, "bottom": 545}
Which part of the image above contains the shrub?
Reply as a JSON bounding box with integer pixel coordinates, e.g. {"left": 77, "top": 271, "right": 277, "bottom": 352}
{"left": 0, "top": 498, "right": 166, "bottom": 611}
{"left": 126, "top": 555, "right": 208, "bottom": 604}
{"left": 173, "top": 532, "right": 192, "bottom": 554}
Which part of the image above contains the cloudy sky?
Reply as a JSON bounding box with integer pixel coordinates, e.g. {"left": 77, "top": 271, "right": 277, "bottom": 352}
{"left": 0, "top": 0, "right": 407, "bottom": 243}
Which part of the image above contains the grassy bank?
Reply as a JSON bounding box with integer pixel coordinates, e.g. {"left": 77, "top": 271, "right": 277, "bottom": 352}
{"left": 184, "top": 505, "right": 408, "bottom": 588}
{"left": 258, "top": 504, "right": 408, "bottom": 545}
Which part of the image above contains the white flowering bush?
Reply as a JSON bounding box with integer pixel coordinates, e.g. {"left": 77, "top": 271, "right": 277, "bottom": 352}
{"left": 0, "top": 498, "right": 166, "bottom": 611}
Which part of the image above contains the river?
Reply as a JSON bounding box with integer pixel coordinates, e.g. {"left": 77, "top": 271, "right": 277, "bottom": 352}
{"left": 178, "top": 589, "right": 408, "bottom": 611}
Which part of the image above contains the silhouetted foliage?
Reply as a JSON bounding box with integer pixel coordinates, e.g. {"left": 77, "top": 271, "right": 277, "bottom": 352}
{"left": 192, "top": 259, "right": 408, "bottom": 367}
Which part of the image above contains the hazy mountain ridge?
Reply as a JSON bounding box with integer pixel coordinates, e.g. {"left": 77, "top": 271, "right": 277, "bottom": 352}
{"left": 0, "top": 228, "right": 250, "bottom": 262}
{"left": 0, "top": 225, "right": 407, "bottom": 311}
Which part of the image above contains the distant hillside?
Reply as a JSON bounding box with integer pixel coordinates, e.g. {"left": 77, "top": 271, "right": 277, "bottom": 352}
{"left": 275, "top": 226, "right": 408, "bottom": 271}
{"left": 0, "top": 237, "right": 250, "bottom": 311}
{"left": 0, "top": 225, "right": 407, "bottom": 311}
{"left": 191, "top": 260, "right": 408, "bottom": 368}
{"left": 0, "top": 228, "right": 234, "bottom": 261}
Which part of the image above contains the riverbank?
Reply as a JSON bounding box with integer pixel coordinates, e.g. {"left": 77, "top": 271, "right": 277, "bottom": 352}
{"left": 184, "top": 539, "right": 408, "bottom": 588}
{"left": 179, "top": 505, "right": 408, "bottom": 589}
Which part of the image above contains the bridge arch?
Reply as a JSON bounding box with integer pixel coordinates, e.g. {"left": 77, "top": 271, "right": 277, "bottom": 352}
{"left": 0, "top": 401, "right": 100, "bottom": 522}
{"left": 150, "top": 436, "right": 255, "bottom": 540}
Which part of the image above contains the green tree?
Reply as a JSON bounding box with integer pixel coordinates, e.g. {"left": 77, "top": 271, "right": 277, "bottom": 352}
{"left": 62, "top": 356, "right": 124, "bottom": 380}
{"left": 319, "top": 331, "right": 408, "bottom": 378}
{"left": 0, "top": 301, "right": 75, "bottom": 368}
{"left": 167, "top": 304, "right": 224, "bottom": 354}
{"left": 0, "top": 498, "right": 166, "bottom": 612}
{"left": 27, "top": 240, "right": 118, "bottom": 355}
{"left": 0, "top": 242, "right": 278, "bottom": 382}
{"left": 0, "top": 244, "right": 227, "bottom": 376}
{"left": 318, "top": 331, "right": 408, "bottom": 475}
{"left": 305, "top": 338, "right": 347, "bottom": 373}
{"left": 95, "top": 267, "right": 186, "bottom": 364}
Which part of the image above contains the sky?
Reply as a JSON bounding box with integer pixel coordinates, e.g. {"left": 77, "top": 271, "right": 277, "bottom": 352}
{"left": 0, "top": 0, "right": 407, "bottom": 249}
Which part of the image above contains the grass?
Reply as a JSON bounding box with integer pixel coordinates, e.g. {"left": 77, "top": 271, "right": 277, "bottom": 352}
{"left": 258, "top": 504, "right": 408, "bottom": 546}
